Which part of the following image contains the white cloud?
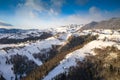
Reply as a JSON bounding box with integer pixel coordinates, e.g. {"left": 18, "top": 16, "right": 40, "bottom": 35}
{"left": 89, "top": 6, "right": 100, "bottom": 14}
{"left": 88, "top": 6, "right": 120, "bottom": 20}
{"left": 89, "top": 6, "right": 102, "bottom": 17}
{"left": 17, "top": 0, "right": 65, "bottom": 16}
{"left": 12, "top": 0, "right": 67, "bottom": 29}
{"left": 12, "top": 1, "right": 117, "bottom": 29}
{"left": 50, "top": 0, "right": 65, "bottom": 15}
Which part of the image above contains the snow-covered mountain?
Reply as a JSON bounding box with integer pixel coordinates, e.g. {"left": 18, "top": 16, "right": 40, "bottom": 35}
{"left": 0, "top": 22, "right": 120, "bottom": 80}
{"left": 81, "top": 18, "right": 120, "bottom": 30}
{"left": 0, "top": 24, "right": 82, "bottom": 80}
{"left": 43, "top": 29, "right": 120, "bottom": 80}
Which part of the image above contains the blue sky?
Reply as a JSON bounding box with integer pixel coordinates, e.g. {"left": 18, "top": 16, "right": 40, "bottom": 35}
{"left": 0, "top": 0, "right": 120, "bottom": 29}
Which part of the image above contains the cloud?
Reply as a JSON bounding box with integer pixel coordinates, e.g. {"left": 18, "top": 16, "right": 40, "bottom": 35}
{"left": 12, "top": 0, "right": 66, "bottom": 29}
{"left": 88, "top": 6, "right": 111, "bottom": 21}
{"left": 51, "top": 6, "right": 114, "bottom": 27}
{"left": 89, "top": 6, "right": 120, "bottom": 20}
{"left": 50, "top": 0, "right": 65, "bottom": 15}
{"left": 17, "top": 0, "right": 65, "bottom": 16}
{"left": 103, "top": 9, "right": 120, "bottom": 18}
{"left": 89, "top": 6, "right": 101, "bottom": 17}
{"left": 12, "top": 0, "right": 120, "bottom": 29}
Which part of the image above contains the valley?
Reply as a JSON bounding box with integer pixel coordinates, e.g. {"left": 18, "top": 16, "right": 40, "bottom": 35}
{"left": 0, "top": 19, "right": 120, "bottom": 80}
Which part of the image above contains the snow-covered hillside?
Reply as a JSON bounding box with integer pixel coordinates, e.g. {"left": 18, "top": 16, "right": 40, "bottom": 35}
{"left": 43, "top": 29, "right": 120, "bottom": 80}
{"left": 43, "top": 40, "right": 120, "bottom": 80}
{"left": 0, "top": 25, "right": 82, "bottom": 80}
{"left": 0, "top": 25, "right": 120, "bottom": 80}
{"left": 0, "top": 37, "right": 65, "bottom": 80}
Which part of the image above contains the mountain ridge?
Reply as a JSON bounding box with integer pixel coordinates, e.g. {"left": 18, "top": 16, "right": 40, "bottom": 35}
{"left": 0, "top": 19, "right": 120, "bottom": 80}
{"left": 0, "top": 22, "right": 13, "bottom": 26}
{"left": 81, "top": 18, "right": 120, "bottom": 30}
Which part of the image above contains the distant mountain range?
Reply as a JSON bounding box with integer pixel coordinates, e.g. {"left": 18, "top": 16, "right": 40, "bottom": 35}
{"left": 81, "top": 18, "right": 120, "bottom": 30}
{"left": 0, "top": 28, "right": 25, "bottom": 33}
{"left": 0, "top": 22, "right": 12, "bottom": 26}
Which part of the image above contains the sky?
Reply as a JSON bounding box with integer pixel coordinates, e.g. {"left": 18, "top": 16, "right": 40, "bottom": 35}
{"left": 0, "top": 0, "right": 120, "bottom": 29}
